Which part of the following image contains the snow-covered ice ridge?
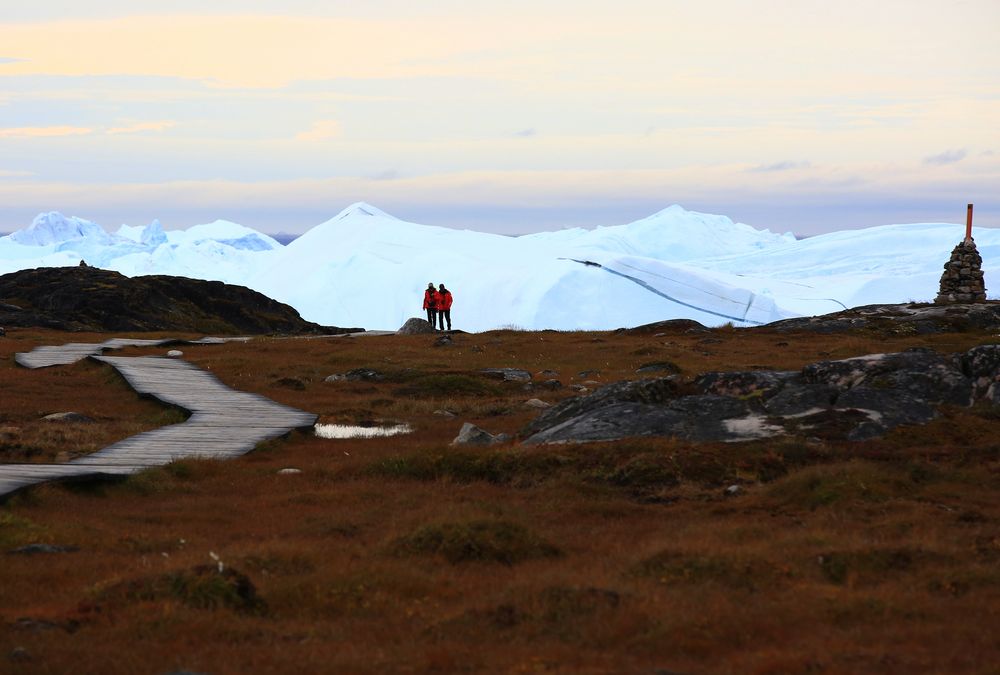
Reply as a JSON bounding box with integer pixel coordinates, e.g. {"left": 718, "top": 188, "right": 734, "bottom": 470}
{"left": 1, "top": 204, "right": 996, "bottom": 332}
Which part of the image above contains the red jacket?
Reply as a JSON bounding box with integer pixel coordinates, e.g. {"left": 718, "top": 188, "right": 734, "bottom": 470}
{"left": 437, "top": 290, "right": 453, "bottom": 310}
{"left": 423, "top": 289, "right": 436, "bottom": 310}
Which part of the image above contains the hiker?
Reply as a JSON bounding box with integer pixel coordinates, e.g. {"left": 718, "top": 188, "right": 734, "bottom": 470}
{"left": 436, "top": 283, "right": 453, "bottom": 331}
{"left": 423, "top": 282, "right": 437, "bottom": 325}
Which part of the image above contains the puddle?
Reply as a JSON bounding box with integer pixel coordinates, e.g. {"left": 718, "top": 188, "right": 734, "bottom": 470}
{"left": 314, "top": 423, "right": 412, "bottom": 439}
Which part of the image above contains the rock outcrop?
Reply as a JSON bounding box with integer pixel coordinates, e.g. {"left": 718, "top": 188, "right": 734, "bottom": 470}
{"left": 523, "top": 345, "right": 1000, "bottom": 444}
{"left": 0, "top": 266, "right": 358, "bottom": 334}
{"left": 766, "top": 302, "right": 1000, "bottom": 334}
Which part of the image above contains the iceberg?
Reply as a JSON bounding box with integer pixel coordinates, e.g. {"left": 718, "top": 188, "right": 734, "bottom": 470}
{"left": 0, "top": 203, "right": 996, "bottom": 332}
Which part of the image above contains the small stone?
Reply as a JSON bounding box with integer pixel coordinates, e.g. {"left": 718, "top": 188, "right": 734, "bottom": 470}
{"left": 451, "top": 422, "right": 505, "bottom": 446}
{"left": 540, "top": 379, "right": 563, "bottom": 390}
{"left": 277, "top": 468, "right": 302, "bottom": 475}
{"left": 166, "top": 349, "right": 184, "bottom": 357}
{"left": 570, "top": 385, "right": 589, "bottom": 393}
{"left": 8, "top": 647, "right": 30, "bottom": 663}
{"left": 524, "top": 398, "right": 551, "bottom": 409}
{"left": 724, "top": 484, "right": 742, "bottom": 497}
{"left": 324, "top": 374, "right": 346, "bottom": 382}
{"left": 537, "top": 369, "right": 559, "bottom": 377}
{"left": 578, "top": 369, "right": 600, "bottom": 378}
{"left": 433, "top": 335, "right": 453, "bottom": 347}
{"left": 433, "top": 409, "right": 457, "bottom": 418}
{"left": 42, "top": 412, "right": 93, "bottom": 423}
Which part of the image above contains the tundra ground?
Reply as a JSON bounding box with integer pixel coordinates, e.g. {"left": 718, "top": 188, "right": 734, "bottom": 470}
{"left": 1, "top": 326, "right": 998, "bottom": 674}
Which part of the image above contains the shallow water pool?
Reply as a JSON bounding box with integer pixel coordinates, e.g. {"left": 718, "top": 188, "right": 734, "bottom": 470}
{"left": 314, "top": 423, "right": 412, "bottom": 439}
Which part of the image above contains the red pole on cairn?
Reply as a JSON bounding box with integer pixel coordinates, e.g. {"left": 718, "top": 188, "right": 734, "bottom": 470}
{"left": 965, "top": 203, "right": 974, "bottom": 242}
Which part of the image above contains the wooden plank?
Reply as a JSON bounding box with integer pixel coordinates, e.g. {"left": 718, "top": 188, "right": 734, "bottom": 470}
{"left": 2, "top": 336, "right": 317, "bottom": 498}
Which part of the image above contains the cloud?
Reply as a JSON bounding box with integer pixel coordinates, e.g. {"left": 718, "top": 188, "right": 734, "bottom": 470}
{"left": 295, "top": 120, "right": 341, "bottom": 142}
{"left": 0, "top": 169, "right": 34, "bottom": 177}
{"left": 107, "top": 121, "right": 176, "bottom": 135}
{"left": 513, "top": 128, "right": 536, "bottom": 138}
{"left": 0, "top": 125, "right": 93, "bottom": 138}
{"left": 924, "top": 149, "right": 967, "bottom": 165}
{"left": 0, "top": 57, "right": 27, "bottom": 64}
{"left": 747, "top": 161, "right": 811, "bottom": 173}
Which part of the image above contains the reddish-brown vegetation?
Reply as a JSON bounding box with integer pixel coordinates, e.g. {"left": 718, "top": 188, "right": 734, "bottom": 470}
{"left": 1, "top": 325, "right": 998, "bottom": 674}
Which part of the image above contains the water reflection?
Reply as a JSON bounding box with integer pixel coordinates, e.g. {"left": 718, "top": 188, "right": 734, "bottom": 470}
{"left": 314, "top": 423, "right": 412, "bottom": 439}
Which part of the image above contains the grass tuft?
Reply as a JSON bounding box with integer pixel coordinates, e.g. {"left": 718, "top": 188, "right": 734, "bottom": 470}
{"left": 96, "top": 565, "right": 266, "bottom": 613}
{"left": 764, "top": 461, "right": 918, "bottom": 510}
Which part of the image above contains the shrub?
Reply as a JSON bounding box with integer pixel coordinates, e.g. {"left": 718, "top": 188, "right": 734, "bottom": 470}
{"left": 817, "top": 547, "right": 940, "bottom": 585}
{"left": 391, "top": 520, "right": 561, "bottom": 565}
{"left": 394, "top": 374, "right": 503, "bottom": 398}
{"left": 367, "top": 450, "right": 568, "bottom": 485}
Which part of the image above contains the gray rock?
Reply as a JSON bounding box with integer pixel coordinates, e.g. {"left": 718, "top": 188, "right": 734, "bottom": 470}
{"left": 433, "top": 409, "right": 457, "bottom": 418}
{"left": 523, "top": 345, "right": 1000, "bottom": 445}
{"left": 540, "top": 379, "right": 563, "bottom": 390}
{"left": 324, "top": 374, "right": 346, "bottom": 382}
{"left": 451, "top": 422, "right": 508, "bottom": 446}
{"left": 433, "top": 335, "right": 453, "bottom": 347}
{"left": 41, "top": 412, "right": 93, "bottom": 423}
{"left": 636, "top": 361, "right": 681, "bottom": 375}
{"left": 7, "top": 544, "right": 79, "bottom": 555}
{"left": 480, "top": 368, "right": 532, "bottom": 382}
{"left": 344, "top": 368, "right": 384, "bottom": 382}
{"left": 724, "top": 484, "right": 742, "bottom": 497}
{"left": 763, "top": 383, "right": 839, "bottom": 416}
{"left": 398, "top": 317, "right": 437, "bottom": 335}
{"left": 277, "top": 468, "right": 302, "bottom": 475}
{"left": 695, "top": 370, "right": 796, "bottom": 400}
{"left": 537, "top": 369, "right": 559, "bottom": 377}
{"left": 166, "top": 349, "right": 183, "bottom": 357}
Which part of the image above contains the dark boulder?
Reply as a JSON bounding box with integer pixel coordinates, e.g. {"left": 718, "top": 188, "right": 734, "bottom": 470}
{"left": 480, "top": 368, "right": 532, "bottom": 383}
{"left": 523, "top": 344, "right": 998, "bottom": 445}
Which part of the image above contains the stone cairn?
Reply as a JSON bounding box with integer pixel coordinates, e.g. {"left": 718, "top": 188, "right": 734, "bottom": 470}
{"left": 936, "top": 241, "right": 987, "bottom": 304}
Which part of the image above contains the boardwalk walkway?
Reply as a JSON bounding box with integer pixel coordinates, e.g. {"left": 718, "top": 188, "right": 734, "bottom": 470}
{"left": 1, "top": 340, "right": 316, "bottom": 498}
{"left": 14, "top": 336, "right": 249, "bottom": 369}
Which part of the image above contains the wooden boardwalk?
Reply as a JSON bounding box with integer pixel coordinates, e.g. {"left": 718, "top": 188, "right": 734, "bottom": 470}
{"left": 1, "top": 341, "right": 316, "bottom": 499}
{"left": 14, "top": 336, "right": 249, "bottom": 368}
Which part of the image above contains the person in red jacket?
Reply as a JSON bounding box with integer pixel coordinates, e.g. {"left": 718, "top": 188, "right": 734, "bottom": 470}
{"left": 422, "top": 282, "right": 437, "bottom": 325}
{"left": 436, "top": 283, "right": 453, "bottom": 331}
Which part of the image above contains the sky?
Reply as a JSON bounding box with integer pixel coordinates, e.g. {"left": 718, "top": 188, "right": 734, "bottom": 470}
{"left": 0, "top": 0, "right": 998, "bottom": 236}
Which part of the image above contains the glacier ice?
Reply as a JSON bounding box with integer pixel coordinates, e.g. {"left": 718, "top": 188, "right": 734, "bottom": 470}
{"left": 1, "top": 203, "right": 996, "bottom": 332}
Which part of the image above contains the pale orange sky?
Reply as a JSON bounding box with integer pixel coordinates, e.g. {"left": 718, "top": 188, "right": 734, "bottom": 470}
{"left": 0, "top": 1, "right": 998, "bottom": 234}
